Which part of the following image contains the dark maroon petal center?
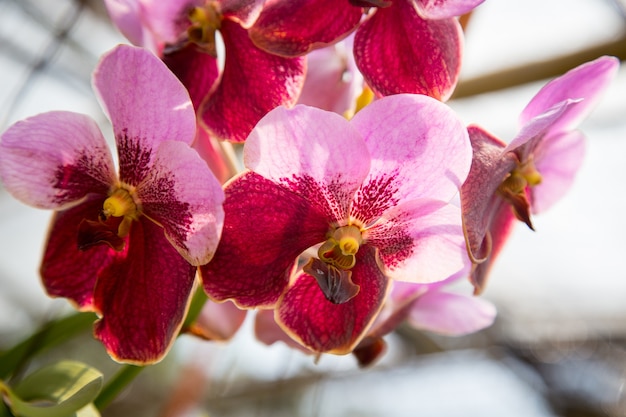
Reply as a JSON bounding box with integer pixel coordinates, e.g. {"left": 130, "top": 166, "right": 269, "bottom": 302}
{"left": 77, "top": 217, "right": 126, "bottom": 252}
{"left": 303, "top": 257, "right": 360, "bottom": 304}
{"left": 349, "top": 0, "right": 392, "bottom": 7}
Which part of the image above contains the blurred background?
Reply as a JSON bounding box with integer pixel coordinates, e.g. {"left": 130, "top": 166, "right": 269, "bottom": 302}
{"left": 1, "top": 0, "right": 625, "bottom": 415}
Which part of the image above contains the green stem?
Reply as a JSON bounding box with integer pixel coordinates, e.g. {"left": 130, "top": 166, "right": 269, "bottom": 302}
{"left": 183, "top": 285, "right": 208, "bottom": 329}
{"left": 0, "top": 312, "right": 96, "bottom": 380}
{"left": 93, "top": 365, "right": 143, "bottom": 411}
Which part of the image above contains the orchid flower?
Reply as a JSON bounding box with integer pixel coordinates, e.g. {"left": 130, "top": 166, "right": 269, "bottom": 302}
{"left": 104, "top": 0, "right": 305, "bottom": 142}
{"left": 461, "top": 56, "right": 619, "bottom": 293}
{"left": 0, "top": 45, "right": 225, "bottom": 364}
{"left": 249, "top": 0, "right": 484, "bottom": 101}
{"left": 200, "top": 94, "right": 472, "bottom": 354}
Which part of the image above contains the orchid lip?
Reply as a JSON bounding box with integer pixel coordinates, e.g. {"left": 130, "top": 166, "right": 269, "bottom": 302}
{"left": 318, "top": 224, "right": 364, "bottom": 270}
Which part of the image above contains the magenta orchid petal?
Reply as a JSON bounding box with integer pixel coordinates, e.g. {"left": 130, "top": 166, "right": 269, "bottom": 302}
{"left": 366, "top": 199, "right": 470, "bottom": 283}
{"left": 248, "top": 0, "right": 362, "bottom": 56}
{"left": 199, "top": 20, "right": 305, "bottom": 142}
{"left": 40, "top": 195, "right": 116, "bottom": 310}
{"left": 407, "top": 290, "right": 496, "bottom": 335}
{"left": 220, "top": 0, "right": 265, "bottom": 28}
{"left": 277, "top": 245, "right": 389, "bottom": 354}
{"left": 191, "top": 126, "right": 235, "bottom": 184}
{"left": 136, "top": 141, "right": 225, "bottom": 266}
{"left": 163, "top": 43, "right": 220, "bottom": 110}
{"left": 531, "top": 130, "right": 586, "bottom": 214}
{"left": 460, "top": 125, "right": 516, "bottom": 263}
{"left": 245, "top": 105, "right": 371, "bottom": 223}
{"left": 469, "top": 198, "right": 516, "bottom": 292}
{"left": 200, "top": 171, "right": 330, "bottom": 308}
{"left": 93, "top": 45, "right": 196, "bottom": 185}
{"left": 193, "top": 300, "right": 247, "bottom": 340}
{"left": 413, "top": 0, "right": 486, "bottom": 19}
{"left": 519, "top": 56, "right": 620, "bottom": 132}
{"left": 353, "top": 1, "right": 462, "bottom": 100}
{"left": 0, "top": 111, "right": 116, "bottom": 210}
{"left": 350, "top": 94, "right": 471, "bottom": 223}
{"left": 93, "top": 218, "right": 197, "bottom": 365}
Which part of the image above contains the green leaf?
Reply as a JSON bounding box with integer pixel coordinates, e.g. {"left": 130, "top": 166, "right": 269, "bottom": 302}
{"left": 0, "top": 313, "right": 96, "bottom": 379}
{"left": 1, "top": 361, "right": 102, "bottom": 417}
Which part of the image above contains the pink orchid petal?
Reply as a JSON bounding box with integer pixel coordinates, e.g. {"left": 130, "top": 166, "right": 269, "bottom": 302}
{"left": 200, "top": 171, "right": 330, "bottom": 308}
{"left": 136, "top": 141, "right": 225, "bottom": 266}
{"left": 460, "top": 125, "right": 516, "bottom": 263}
{"left": 276, "top": 245, "right": 389, "bottom": 354}
{"left": 469, "top": 198, "right": 516, "bottom": 293}
{"left": 93, "top": 218, "right": 197, "bottom": 365}
{"left": 93, "top": 45, "right": 196, "bottom": 185}
{"left": 221, "top": 0, "right": 265, "bottom": 28}
{"left": 163, "top": 43, "right": 220, "bottom": 110}
{"left": 199, "top": 20, "right": 305, "bottom": 142}
{"left": 248, "top": 0, "right": 362, "bottom": 56}
{"left": 297, "top": 38, "right": 363, "bottom": 115}
{"left": 519, "top": 56, "right": 620, "bottom": 132}
{"left": 41, "top": 195, "right": 115, "bottom": 310}
{"left": 193, "top": 300, "right": 247, "bottom": 340}
{"left": 407, "top": 290, "right": 496, "bottom": 335}
{"left": 388, "top": 270, "right": 463, "bottom": 303}
{"left": 365, "top": 270, "right": 465, "bottom": 338}
{"left": 413, "top": 0, "right": 486, "bottom": 19}
{"left": 104, "top": 0, "right": 154, "bottom": 49}
{"left": 245, "top": 105, "right": 371, "bottom": 223}
{"left": 503, "top": 99, "right": 581, "bottom": 157}
{"left": 0, "top": 111, "right": 116, "bottom": 210}
{"left": 129, "top": 0, "right": 192, "bottom": 46}
{"left": 254, "top": 310, "right": 312, "bottom": 352}
{"left": 354, "top": 2, "right": 462, "bottom": 100}
{"left": 531, "top": 130, "right": 586, "bottom": 214}
{"left": 366, "top": 199, "right": 470, "bottom": 283}
{"left": 350, "top": 94, "right": 471, "bottom": 223}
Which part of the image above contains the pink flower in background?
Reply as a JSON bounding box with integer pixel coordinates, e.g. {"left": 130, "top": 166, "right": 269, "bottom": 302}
{"left": 249, "top": 0, "right": 484, "bottom": 100}
{"left": 461, "top": 56, "right": 619, "bottom": 293}
{"left": 352, "top": 274, "right": 496, "bottom": 366}
{"left": 0, "top": 45, "right": 225, "bottom": 364}
{"left": 296, "top": 36, "right": 365, "bottom": 117}
{"left": 104, "top": 0, "right": 305, "bottom": 142}
{"left": 200, "top": 94, "right": 472, "bottom": 354}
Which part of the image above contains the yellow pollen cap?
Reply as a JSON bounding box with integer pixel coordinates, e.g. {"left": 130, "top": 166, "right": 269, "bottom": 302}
{"left": 103, "top": 189, "right": 137, "bottom": 218}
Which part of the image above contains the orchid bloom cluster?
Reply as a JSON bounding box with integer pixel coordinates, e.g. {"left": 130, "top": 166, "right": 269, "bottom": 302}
{"left": 0, "top": 0, "right": 620, "bottom": 373}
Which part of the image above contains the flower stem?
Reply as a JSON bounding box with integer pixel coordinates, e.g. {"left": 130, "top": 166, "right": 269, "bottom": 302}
{"left": 183, "top": 284, "right": 208, "bottom": 329}
{"left": 93, "top": 364, "right": 143, "bottom": 411}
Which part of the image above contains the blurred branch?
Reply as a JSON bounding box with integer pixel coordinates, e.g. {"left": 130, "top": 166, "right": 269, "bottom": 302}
{"left": 452, "top": 33, "right": 626, "bottom": 99}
